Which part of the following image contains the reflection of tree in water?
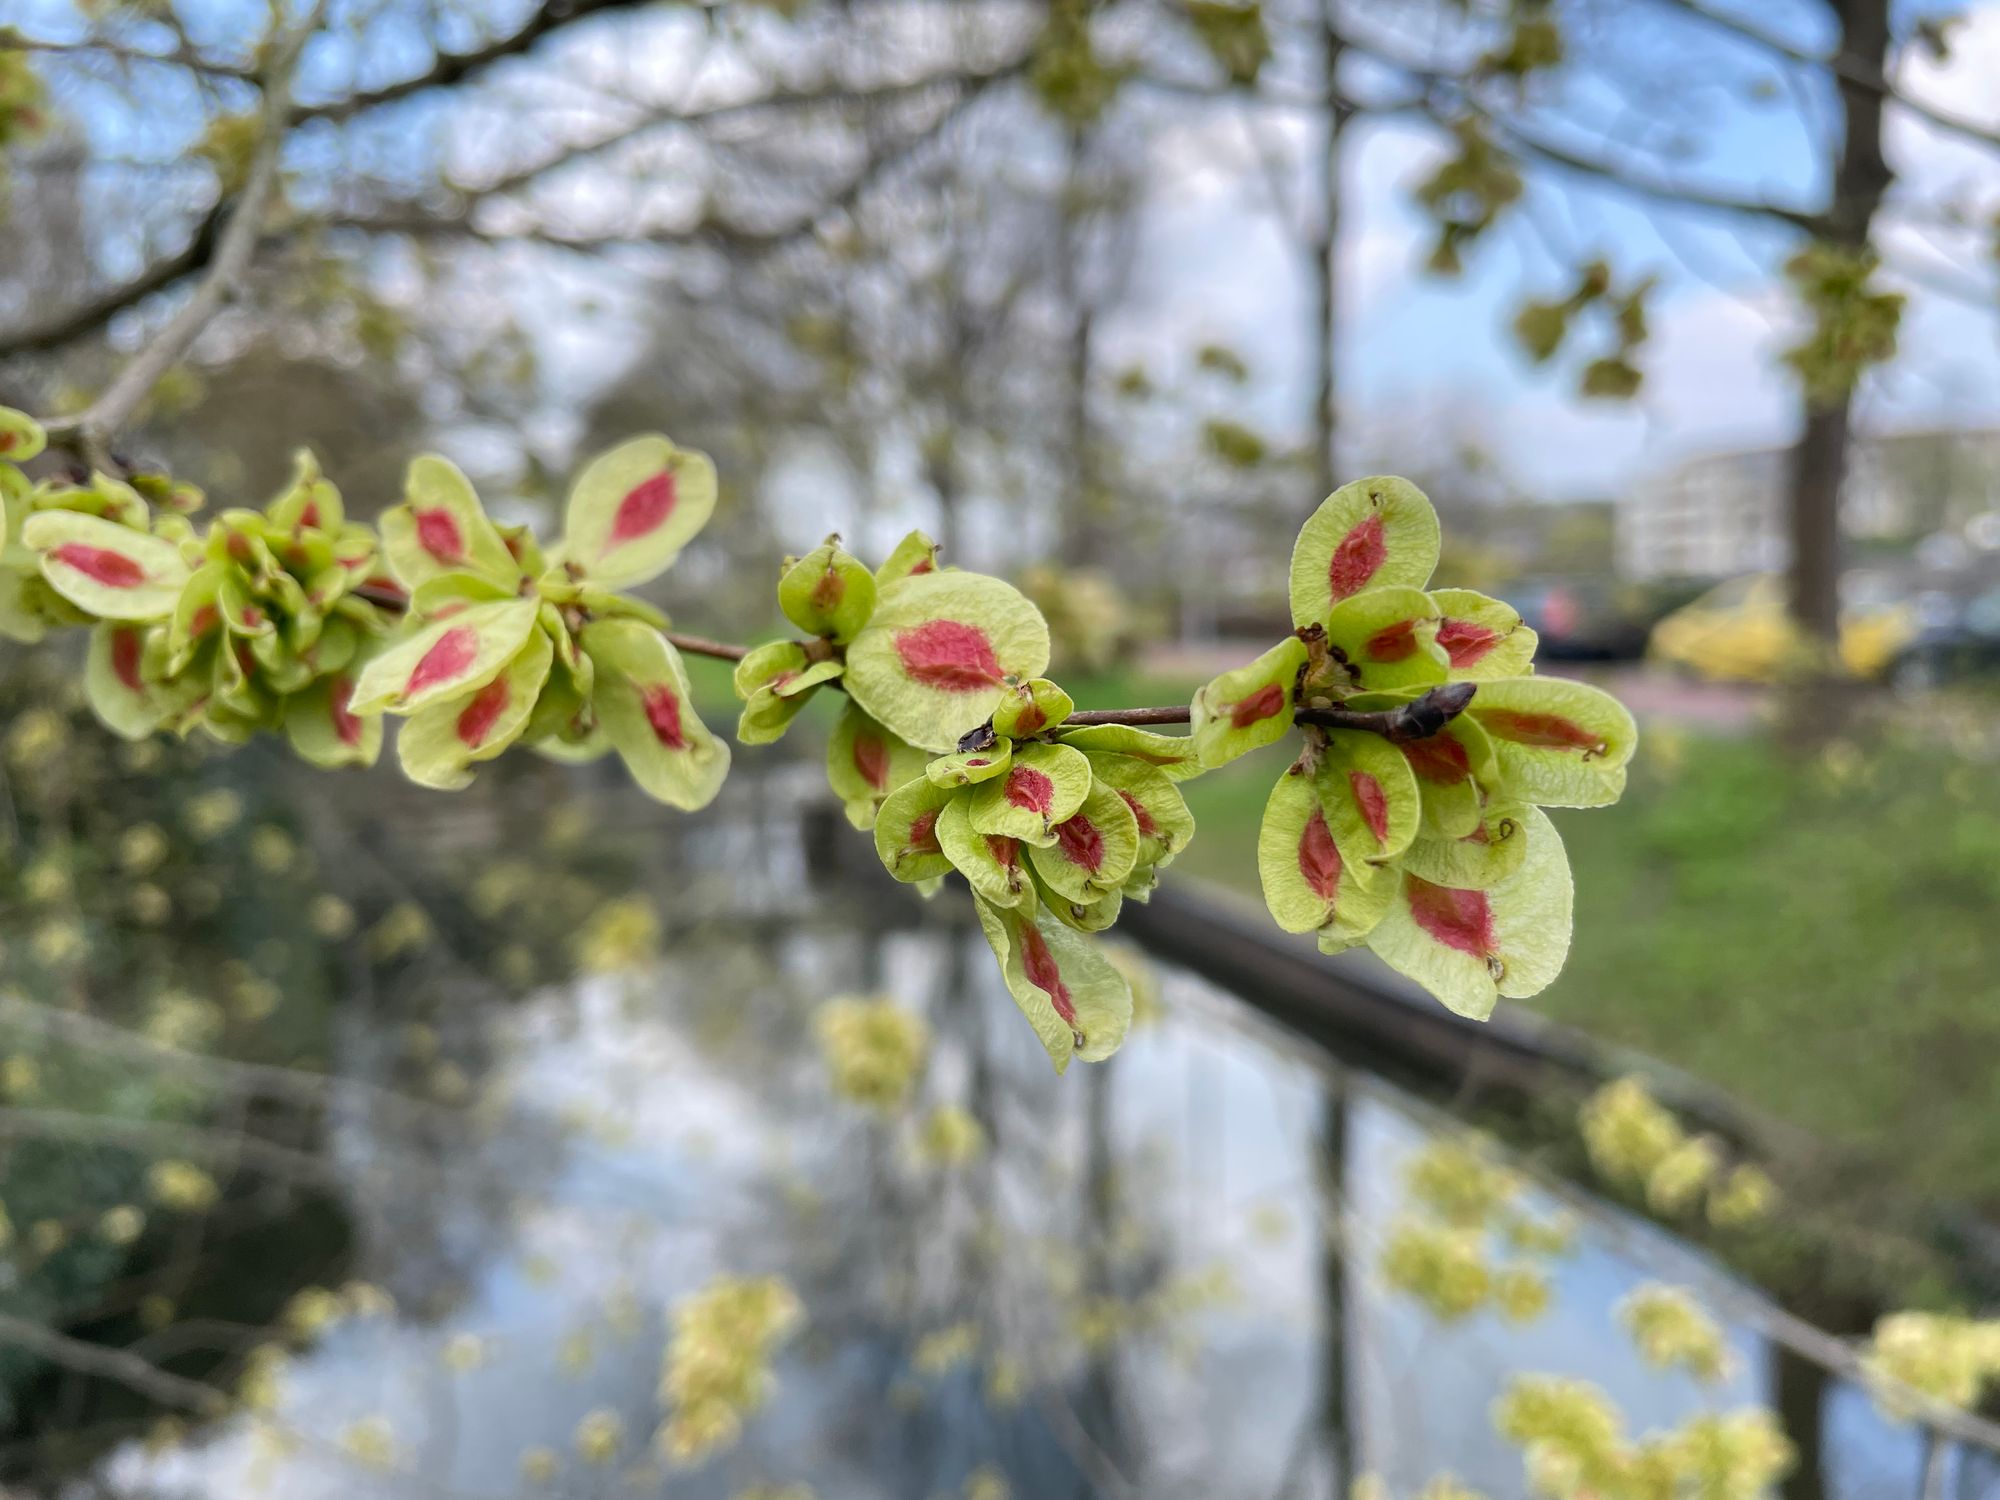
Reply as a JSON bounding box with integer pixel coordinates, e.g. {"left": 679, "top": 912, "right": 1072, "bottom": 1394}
{"left": 0, "top": 651, "right": 749, "bottom": 1487}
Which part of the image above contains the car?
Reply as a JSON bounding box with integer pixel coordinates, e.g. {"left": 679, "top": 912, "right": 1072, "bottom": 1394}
{"left": 1885, "top": 584, "right": 2000, "bottom": 689}
{"left": 1647, "top": 573, "right": 1917, "bottom": 682}
{"left": 1506, "top": 576, "right": 1654, "bottom": 661}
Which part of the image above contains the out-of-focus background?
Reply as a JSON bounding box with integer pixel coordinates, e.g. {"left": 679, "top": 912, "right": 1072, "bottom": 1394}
{"left": 4, "top": 2, "right": 2000, "bottom": 1497}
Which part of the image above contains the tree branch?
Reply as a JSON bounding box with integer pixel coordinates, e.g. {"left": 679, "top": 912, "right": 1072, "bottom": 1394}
{"left": 1638, "top": 0, "right": 2000, "bottom": 157}
{"left": 0, "top": 0, "right": 653, "bottom": 359}
{"left": 1063, "top": 682, "right": 1477, "bottom": 739}
{"left": 40, "top": 15, "right": 315, "bottom": 470}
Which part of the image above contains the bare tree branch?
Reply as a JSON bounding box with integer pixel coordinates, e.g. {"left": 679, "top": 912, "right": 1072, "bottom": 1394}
{"left": 1640, "top": 0, "right": 2000, "bottom": 156}
{"left": 41, "top": 15, "right": 316, "bottom": 470}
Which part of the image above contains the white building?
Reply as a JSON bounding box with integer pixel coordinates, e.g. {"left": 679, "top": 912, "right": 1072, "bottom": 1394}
{"left": 1619, "top": 429, "right": 2000, "bottom": 579}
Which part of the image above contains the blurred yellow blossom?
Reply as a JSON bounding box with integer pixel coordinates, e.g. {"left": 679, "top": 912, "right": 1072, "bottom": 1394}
{"left": 574, "top": 1409, "right": 625, "bottom": 1464}
{"left": 147, "top": 1160, "right": 221, "bottom": 1212}
{"left": 1579, "top": 1077, "right": 1681, "bottom": 1188}
{"left": 128, "top": 882, "right": 172, "bottom": 924}
{"left": 340, "top": 1415, "right": 398, "bottom": 1470}
{"left": 249, "top": 824, "right": 296, "bottom": 873}
{"left": 574, "top": 896, "right": 661, "bottom": 973}
{"left": 30, "top": 919, "right": 85, "bottom": 967}
{"left": 118, "top": 822, "right": 170, "bottom": 875}
{"left": 308, "top": 894, "right": 355, "bottom": 940}
{"left": 657, "top": 1275, "right": 802, "bottom": 1465}
{"left": 1863, "top": 1311, "right": 2000, "bottom": 1415}
{"left": 1707, "top": 1164, "right": 1777, "bottom": 1228}
{"left": 7, "top": 708, "right": 69, "bottom": 768}
{"left": 98, "top": 1204, "right": 146, "bottom": 1245}
{"left": 367, "top": 902, "right": 433, "bottom": 960}
{"left": 1618, "top": 1284, "right": 1733, "bottom": 1383}
{"left": 519, "top": 1446, "right": 559, "bottom": 1484}
{"left": 814, "top": 996, "right": 927, "bottom": 1112}
{"left": 1645, "top": 1136, "right": 1720, "bottom": 1217}
{"left": 185, "top": 788, "right": 244, "bottom": 839}
{"left": 2, "top": 1055, "right": 40, "bottom": 1098}
{"left": 441, "top": 1333, "right": 490, "bottom": 1373}
{"left": 914, "top": 1104, "right": 987, "bottom": 1168}
{"left": 913, "top": 1321, "right": 980, "bottom": 1375}
{"left": 283, "top": 1285, "right": 344, "bottom": 1337}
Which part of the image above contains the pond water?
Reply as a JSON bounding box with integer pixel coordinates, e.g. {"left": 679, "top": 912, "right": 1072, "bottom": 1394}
{"left": 1, "top": 751, "right": 1989, "bottom": 1499}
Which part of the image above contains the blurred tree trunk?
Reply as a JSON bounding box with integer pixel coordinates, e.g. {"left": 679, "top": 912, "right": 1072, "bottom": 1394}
{"left": 1772, "top": 1343, "right": 1828, "bottom": 1500}
{"left": 1783, "top": 0, "right": 1893, "bottom": 643}
{"left": 1060, "top": 124, "right": 1105, "bottom": 566}
{"left": 1316, "top": 1083, "right": 1354, "bottom": 1491}
{"left": 1306, "top": 5, "right": 1349, "bottom": 502}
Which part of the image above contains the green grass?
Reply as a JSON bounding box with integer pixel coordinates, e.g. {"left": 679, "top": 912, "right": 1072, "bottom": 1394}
{"left": 1169, "top": 720, "right": 2000, "bottom": 1204}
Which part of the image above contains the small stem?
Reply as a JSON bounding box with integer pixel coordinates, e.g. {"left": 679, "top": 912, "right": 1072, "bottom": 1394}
{"left": 1063, "top": 705, "right": 1191, "bottom": 727}
{"left": 1062, "top": 682, "right": 1477, "bottom": 741}
{"left": 1296, "top": 681, "right": 1478, "bottom": 742}
{"left": 43, "top": 11, "right": 318, "bottom": 472}
{"left": 664, "top": 631, "right": 748, "bottom": 663}
{"left": 348, "top": 583, "right": 748, "bottom": 664}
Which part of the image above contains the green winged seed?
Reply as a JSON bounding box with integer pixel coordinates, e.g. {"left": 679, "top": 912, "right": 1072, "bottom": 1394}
{"left": 264, "top": 449, "right": 344, "bottom": 535}
{"left": 927, "top": 738, "right": 1013, "bottom": 789}
{"left": 1257, "top": 767, "right": 1392, "bottom": 948}
{"left": 1400, "top": 801, "right": 1531, "bottom": 890}
{"left": 873, "top": 777, "right": 958, "bottom": 883}
{"left": 874, "top": 528, "right": 940, "bottom": 587}
{"left": 1465, "top": 676, "right": 1638, "bottom": 808}
{"left": 774, "top": 660, "right": 843, "bottom": 698}
{"left": 937, "top": 795, "right": 1035, "bottom": 909}
{"left": 1080, "top": 752, "right": 1194, "bottom": 865}
{"left": 778, "top": 537, "right": 876, "bottom": 643}
{"left": 1289, "top": 475, "right": 1440, "bottom": 629}
{"left": 1314, "top": 727, "right": 1421, "bottom": 875}
{"left": 826, "top": 703, "right": 929, "bottom": 830}
{"left": 397, "top": 627, "right": 554, "bottom": 790}
{"left": 965, "top": 740, "right": 1091, "bottom": 846}
{"left": 411, "top": 571, "right": 515, "bottom": 618}
{"left": 1354, "top": 703, "right": 1499, "bottom": 839}
{"left": 1033, "top": 865, "right": 1124, "bottom": 934}
{"left": 1189, "top": 635, "right": 1307, "bottom": 770}
{"left": 1055, "top": 723, "right": 1204, "bottom": 782}
{"left": 561, "top": 434, "right": 717, "bottom": 589}
{"left": 574, "top": 584, "right": 670, "bottom": 631}
{"left": 580, "top": 618, "right": 731, "bottom": 810}
{"left": 283, "top": 671, "right": 384, "bottom": 769}
{"left": 1323, "top": 585, "right": 1447, "bottom": 693}
{"left": 23, "top": 511, "right": 191, "bottom": 621}
{"left": 349, "top": 598, "right": 540, "bottom": 716}
{"left": 991, "top": 677, "right": 1074, "bottom": 738}
{"left": 843, "top": 570, "right": 1050, "bottom": 752}
{"left": 1365, "top": 805, "right": 1572, "bottom": 1020}
{"left": 737, "top": 683, "right": 812, "bottom": 746}
{"left": 973, "top": 897, "right": 1133, "bottom": 1073}
{"left": 0, "top": 407, "right": 47, "bottom": 464}
{"left": 1027, "top": 781, "right": 1139, "bottom": 904}
{"left": 380, "top": 455, "right": 518, "bottom": 590}
{"left": 734, "top": 640, "right": 809, "bottom": 698}
{"left": 1430, "top": 587, "right": 1540, "bottom": 680}
{"left": 85, "top": 623, "right": 166, "bottom": 740}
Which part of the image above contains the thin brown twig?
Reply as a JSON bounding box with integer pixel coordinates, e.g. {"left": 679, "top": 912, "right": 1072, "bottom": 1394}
{"left": 664, "top": 631, "right": 748, "bottom": 663}
{"left": 40, "top": 11, "right": 317, "bottom": 471}
{"left": 1062, "top": 682, "right": 1476, "bottom": 739}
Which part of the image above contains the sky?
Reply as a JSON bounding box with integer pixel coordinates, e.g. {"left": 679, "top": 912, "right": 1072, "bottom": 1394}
{"left": 1113, "top": 0, "right": 2000, "bottom": 502}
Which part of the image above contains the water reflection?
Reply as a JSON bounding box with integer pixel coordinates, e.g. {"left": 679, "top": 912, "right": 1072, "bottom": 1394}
{"left": 0, "top": 742, "right": 1983, "bottom": 1498}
